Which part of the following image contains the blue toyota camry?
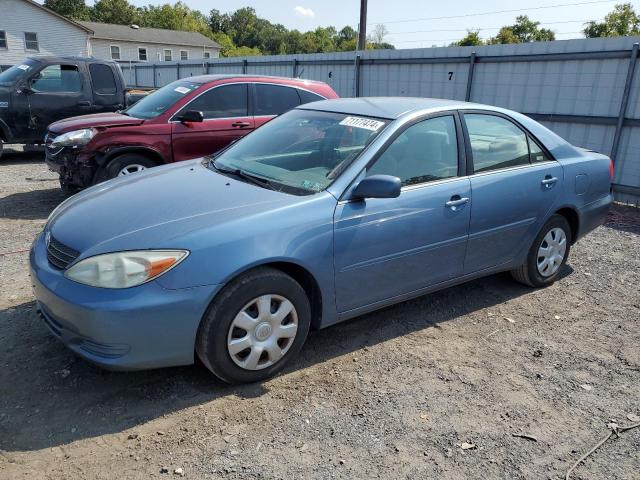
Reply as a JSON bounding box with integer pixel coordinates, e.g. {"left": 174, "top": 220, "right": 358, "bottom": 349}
{"left": 30, "top": 98, "right": 612, "bottom": 383}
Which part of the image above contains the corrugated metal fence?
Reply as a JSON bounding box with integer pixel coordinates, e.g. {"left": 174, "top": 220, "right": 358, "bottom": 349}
{"left": 118, "top": 36, "right": 640, "bottom": 204}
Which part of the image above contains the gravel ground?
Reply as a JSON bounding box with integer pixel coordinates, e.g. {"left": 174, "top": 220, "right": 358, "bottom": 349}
{"left": 1, "top": 152, "right": 639, "bottom": 480}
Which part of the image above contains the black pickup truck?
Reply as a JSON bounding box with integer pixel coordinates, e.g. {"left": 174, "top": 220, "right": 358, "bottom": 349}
{"left": 0, "top": 56, "right": 145, "bottom": 158}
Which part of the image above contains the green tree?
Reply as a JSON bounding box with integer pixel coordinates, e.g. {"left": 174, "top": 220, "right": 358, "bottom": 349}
{"left": 489, "top": 16, "right": 555, "bottom": 44}
{"left": 584, "top": 3, "right": 640, "bottom": 37}
{"left": 453, "top": 30, "right": 484, "bottom": 46}
{"left": 91, "top": 0, "right": 141, "bottom": 25}
{"left": 43, "top": 0, "right": 89, "bottom": 20}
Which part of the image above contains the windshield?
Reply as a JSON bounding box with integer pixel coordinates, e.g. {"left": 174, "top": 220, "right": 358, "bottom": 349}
{"left": 211, "top": 109, "right": 388, "bottom": 195}
{"left": 123, "top": 80, "right": 201, "bottom": 119}
{"left": 0, "top": 59, "right": 40, "bottom": 87}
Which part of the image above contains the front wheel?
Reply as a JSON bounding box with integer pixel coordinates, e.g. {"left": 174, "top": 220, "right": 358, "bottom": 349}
{"left": 511, "top": 214, "right": 572, "bottom": 287}
{"left": 98, "top": 154, "right": 158, "bottom": 183}
{"left": 196, "top": 267, "right": 311, "bottom": 384}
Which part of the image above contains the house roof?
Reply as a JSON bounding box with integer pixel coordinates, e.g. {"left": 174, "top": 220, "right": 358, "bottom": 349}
{"left": 21, "top": 0, "right": 93, "bottom": 33}
{"left": 79, "top": 22, "right": 220, "bottom": 49}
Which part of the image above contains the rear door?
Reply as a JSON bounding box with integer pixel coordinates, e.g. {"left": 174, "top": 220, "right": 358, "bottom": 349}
{"left": 88, "top": 63, "right": 124, "bottom": 113}
{"left": 252, "top": 83, "right": 303, "bottom": 129}
{"left": 171, "top": 83, "right": 253, "bottom": 161}
{"left": 461, "top": 111, "right": 563, "bottom": 273}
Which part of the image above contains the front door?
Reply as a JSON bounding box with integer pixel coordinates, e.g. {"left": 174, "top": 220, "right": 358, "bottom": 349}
{"left": 461, "top": 112, "right": 564, "bottom": 273}
{"left": 12, "top": 63, "right": 87, "bottom": 142}
{"left": 171, "top": 83, "right": 254, "bottom": 161}
{"left": 333, "top": 114, "right": 471, "bottom": 313}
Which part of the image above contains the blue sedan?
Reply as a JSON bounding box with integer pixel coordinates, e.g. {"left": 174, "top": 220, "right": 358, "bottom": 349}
{"left": 30, "top": 98, "right": 612, "bottom": 383}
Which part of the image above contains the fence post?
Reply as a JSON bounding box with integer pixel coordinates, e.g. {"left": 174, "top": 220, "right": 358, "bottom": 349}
{"left": 242, "top": 59, "right": 248, "bottom": 74}
{"left": 354, "top": 54, "right": 362, "bottom": 97}
{"left": 206, "top": 62, "right": 210, "bottom": 74}
{"left": 465, "top": 52, "right": 477, "bottom": 102}
{"left": 177, "top": 63, "right": 181, "bottom": 80}
{"left": 293, "top": 59, "right": 299, "bottom": 78}
{"left": 152, "top": 64, "right": 157, "bottom": 88}
{"left": 133, "top": 64, "right": 138, "bottom": 87}
{"left": 611, "top": 42, "right": 639, "bottom": 162}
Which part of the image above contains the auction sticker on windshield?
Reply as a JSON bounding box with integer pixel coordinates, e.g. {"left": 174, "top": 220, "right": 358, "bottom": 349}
{"left": 174, "top": 86, "right": 192, "bottom": 94}
{"left": 339, "top": 116, "right": 385, "bottom": 131}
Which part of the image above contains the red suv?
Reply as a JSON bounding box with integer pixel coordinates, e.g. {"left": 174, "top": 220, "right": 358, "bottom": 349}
{"left": 45, "top": 75, "right": 338, "bottom": 192}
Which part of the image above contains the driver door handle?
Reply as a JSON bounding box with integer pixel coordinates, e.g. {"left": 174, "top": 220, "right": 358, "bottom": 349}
{"left": 541, "top": 176, "right": 558, "bottom": 186}
{"left": 77, "top": 100, "right": 92, "bottom": 107}
{"left": 445, "top": 196, "right": 470, "bottom": 208}
{"left": 232, "top": 121, "right": 251, "bottom": 128}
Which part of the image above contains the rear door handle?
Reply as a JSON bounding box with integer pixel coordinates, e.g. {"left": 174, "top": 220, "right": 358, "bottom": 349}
{"left": 231, "top": 121, "right": 251, "bottom": 128}
{"left": 445, "top": 196, "right": 470, "bottom": 208}
{"left": 541, "top": 176, "right": 558, "bottom": 186}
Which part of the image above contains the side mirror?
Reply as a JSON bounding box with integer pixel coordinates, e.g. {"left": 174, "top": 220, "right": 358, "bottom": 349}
{"left": 19, "top": 85, "right": 33, "bottom": 95}
{"left": 178, "top": 110, "right": 204, "bottom": 123}
{"left": 352, "top": 174, "right": 401, "bottom": 199}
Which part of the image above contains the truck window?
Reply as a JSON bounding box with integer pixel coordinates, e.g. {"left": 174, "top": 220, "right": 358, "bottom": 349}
{"left": 31, "top": 65, "right": 82, "bottom": 93}
{"left": 89, "top": 64, "right": 117, "bottom": 95}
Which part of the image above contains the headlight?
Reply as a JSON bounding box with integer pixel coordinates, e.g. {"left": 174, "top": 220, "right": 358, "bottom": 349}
{"left": 51, "top": 128, "right": 96, "bottom": 147}
{"left": 64, "top": 250, "right": 189, "bottom": 288}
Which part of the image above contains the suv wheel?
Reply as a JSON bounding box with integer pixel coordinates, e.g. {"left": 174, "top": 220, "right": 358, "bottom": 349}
{"left": 196, "top": 267, "right": 311, "bottom": 384}
{"left": 100, "top": 154, "right": 158, "bottom": 183}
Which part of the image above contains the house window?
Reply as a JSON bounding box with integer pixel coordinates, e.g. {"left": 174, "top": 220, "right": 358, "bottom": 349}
{"left": 24, "top": 32, "right": 39, "bottom": 51}
{"left": 180, "top": 50, "right": 188, "bottom": 61}
{"left": 110, "top": 45, "right": 121, "bottom": 60}
{"left": 0, "top": 31, "right": 7, "bottom": 50}
{"left": 164, "top": 49, "right": 172, "bottom": 61}
{"left": 138, "top": 47, "right": 147, "bottom": 61}
{"left": 203, "top": 51, "right": 210, "bottom": 59}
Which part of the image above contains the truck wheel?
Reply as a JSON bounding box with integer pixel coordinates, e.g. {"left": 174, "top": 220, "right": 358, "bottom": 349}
{"left": 196, "top": 267, "right": 311, "bottom": 384}
{"left": 511, "top": 214, "right": 572, "bottom": 288}
{"left": 101, "top": 154, "right": 158, "bottom": 182}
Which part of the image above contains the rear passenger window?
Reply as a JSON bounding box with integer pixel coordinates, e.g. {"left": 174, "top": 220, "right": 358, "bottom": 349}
{"left": 529, "top": 137, "right": 551, "bottom": 163}
{"left": 297, "top": 89, "right": 325, "bottom": 104}
{"left": 255, "top": 84, "right": 300, "bottom": 116}
{"left": 367, "top": 115, "right": 458, "bottom": 186}
{"left": 89, "top": 64, "right": 117, "bottom": 95}
{"left": 181, "top": 84, "right": 248, "bottom": 119}
{"left": 465, "top": 114, "right": 530, "bottom": 173}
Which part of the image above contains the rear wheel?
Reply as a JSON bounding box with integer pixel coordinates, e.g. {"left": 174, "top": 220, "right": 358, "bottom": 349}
{"left": 99, "top": 154, "right": 158, "bottom": 183}
{"left": 511, "top": 214, "right": 572, "bottom": 287}
{"left": 196, "top": 267, "right": 311, "bottom": 384}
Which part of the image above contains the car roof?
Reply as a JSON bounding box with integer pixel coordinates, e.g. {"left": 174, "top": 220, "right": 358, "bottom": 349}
{"left": 27, "top": 56, "right": 117, "bottom": 65}
{"left": 183, "top": 74, "right": 328, "bottom": 86}
{"left": 298, "top": 97, "right": 496, "bottom": 119}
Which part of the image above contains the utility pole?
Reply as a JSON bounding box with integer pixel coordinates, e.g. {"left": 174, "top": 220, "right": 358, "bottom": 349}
{"left": 357, "top": 0, "right": 368, "bottom": 51}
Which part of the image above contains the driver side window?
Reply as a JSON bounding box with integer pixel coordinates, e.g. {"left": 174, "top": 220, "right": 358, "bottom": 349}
{"left": 367, "top": 115, "right": 458, "bottom": 186}
{"left": 31, "top": 64, "right": 82, "bottom": 93}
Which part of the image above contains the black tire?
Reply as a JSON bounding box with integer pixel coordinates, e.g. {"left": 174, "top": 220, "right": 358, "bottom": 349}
{"left": 98, "top": 154, "right": 158, "bottom": 183}
{"left": 511, "top": 214, "right": 572, "bottom": 288}
{"left": 196, "top": 267, "right": 311, "bottom": 384}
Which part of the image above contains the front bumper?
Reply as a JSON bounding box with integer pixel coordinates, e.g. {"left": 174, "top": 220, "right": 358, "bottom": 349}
{"left": 45, "top": 135, "right": 97, "bottom": 188}
{"left": 30, "top": 232, "right": 220, "bottom": 370}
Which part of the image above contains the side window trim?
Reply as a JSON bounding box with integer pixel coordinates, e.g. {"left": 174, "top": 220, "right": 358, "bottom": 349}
{"left": 362, "top": 111, "right": 466, "bottom": 190}
{"left": 460, "top": 109, "right": 556, "bottom": 175}
{"left": 171, "top": 82, "right": 249, "bottom": 121}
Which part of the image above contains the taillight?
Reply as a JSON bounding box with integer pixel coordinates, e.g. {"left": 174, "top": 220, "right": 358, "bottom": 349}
{"left": 609, "top": 158, "right": 614, "bottom": 181}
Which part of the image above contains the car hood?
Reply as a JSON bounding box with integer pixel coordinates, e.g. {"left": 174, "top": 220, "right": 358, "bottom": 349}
{"left": 48, "top": 112, "right": 145, "bottom": 134}
{"left": 48, "top": 160, "right": 303, "bottom": 255}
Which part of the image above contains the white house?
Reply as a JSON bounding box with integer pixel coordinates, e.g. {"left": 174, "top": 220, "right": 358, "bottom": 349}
{"left": 80, "top": 21, "right": 220, "bottom": 64}
{"left": 1, "top": 0, "right": 220, "bottom": 67}
{"left": 0, "top": 0, "right": 92, "bottom": 65}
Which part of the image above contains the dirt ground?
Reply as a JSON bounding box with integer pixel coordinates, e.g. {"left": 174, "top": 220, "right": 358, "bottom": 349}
{"left": 1, "top": 152, "right": 639, "bottom": 480}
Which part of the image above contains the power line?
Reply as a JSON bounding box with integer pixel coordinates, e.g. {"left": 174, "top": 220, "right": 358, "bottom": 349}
{"left": 387, "top": 19, "right": 602, "bottom": 36}
{"left": 391, "top": 31, "right": 586, "bottom": 44}
{"left": 368, "top": 0, "right": 619, "bottom": 26}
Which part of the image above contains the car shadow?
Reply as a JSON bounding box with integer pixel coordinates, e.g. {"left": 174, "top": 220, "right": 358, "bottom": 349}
{"left": 0, "top": 188, "right": 65, "bottom": 220}
{"left": 0, "top": 267, "right": 573, "bottom": 452}
{"left": 0, "top": 150, "right": 45, "bottom": 165}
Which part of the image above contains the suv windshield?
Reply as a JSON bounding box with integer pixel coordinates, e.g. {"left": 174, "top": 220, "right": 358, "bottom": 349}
{"left": 123, "top": 80, "right": 201, "bottom": 119}
{"left": 211, "top": 109, "right": 388, "bottom": 195}
{"left": 0, "top": 59, "right": 40, "bottom": 87}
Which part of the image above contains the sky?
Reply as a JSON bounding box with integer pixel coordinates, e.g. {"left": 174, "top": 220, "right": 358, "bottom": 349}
{"left": 116, "top": 0, "right": 636, "bottom": 47}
